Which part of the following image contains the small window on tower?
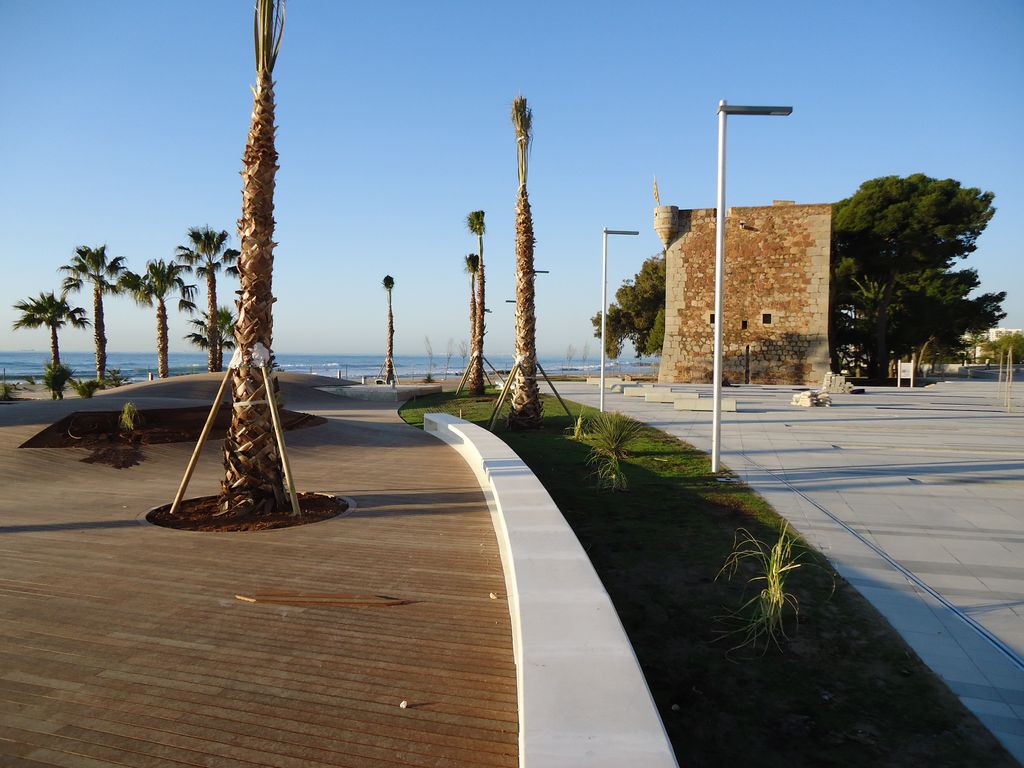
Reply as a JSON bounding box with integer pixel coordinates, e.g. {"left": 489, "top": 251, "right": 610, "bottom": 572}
{"left": 709, "top": 313, "right": 715, "bottom": 324}
{"left": 741, "top": 320, "right": 748, "bottom": 330}
{"left": 762, "top": 313, "right": 772, "bottom": 325}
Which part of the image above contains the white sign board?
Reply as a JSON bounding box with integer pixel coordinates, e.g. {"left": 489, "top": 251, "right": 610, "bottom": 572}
{"left": 898, "top": 362, "right": 913, "bottom": 378}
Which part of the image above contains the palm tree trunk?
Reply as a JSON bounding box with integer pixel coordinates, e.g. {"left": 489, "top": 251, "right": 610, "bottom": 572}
{"left": 508, "top": 190, "right": 543, "bottom": 428}
{"left": 385, "top": 292, "right": 395, "bottom": 383}
{"left": 49, "top": 325, "right": 60, "bottom": 368}
{"left": 207, "top": 272, "right": 218, "bottom": 372}
{"left": 222, "top": 68, "right": 287, "bottom": 516}
{"left": 469, "top": 236, "right": 486, "bottom": 395}
{"left": 93, "top": 284, "right": 106, "bottom": 380}
{"left": 468, "top": 274, "right": 477, "bottom": 374}
{"left": 156, "top": 300, "right": 169, "bottom": 378}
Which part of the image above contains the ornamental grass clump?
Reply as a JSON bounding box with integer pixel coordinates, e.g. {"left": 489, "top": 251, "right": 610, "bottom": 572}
{"left": 716, "top": 522, "right": 805, "bottom": 653}
{"left": 71, "top": 379, "right": 102, "bottom": 399}
{"left": 119, "top": 401, "right": 142, "bottom": 433}
{"left": 566, "top": 412, "right": 589, "bottom": 440}
{"left": 587, "top": 411, "right": 643, "bottom": 491}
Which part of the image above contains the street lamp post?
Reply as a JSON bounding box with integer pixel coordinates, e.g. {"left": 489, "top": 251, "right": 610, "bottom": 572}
{"left": 712, "top": 100, "right": 792, "bottom": 472}
{"left": 600, "top": 228, "right": 640, "bottom": 412}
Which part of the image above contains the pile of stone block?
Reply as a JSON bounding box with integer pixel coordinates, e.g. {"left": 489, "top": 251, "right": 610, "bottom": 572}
{"left": 821, "top": 372, "right": 855, "bottom": 394}
{"left": 791, "top": 390, "right": 832, "bottom": 407}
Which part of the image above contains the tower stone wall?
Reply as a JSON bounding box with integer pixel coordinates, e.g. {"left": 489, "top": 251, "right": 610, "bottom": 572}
{"left": 655, "top": 201, "right": 831, "bottom": 385}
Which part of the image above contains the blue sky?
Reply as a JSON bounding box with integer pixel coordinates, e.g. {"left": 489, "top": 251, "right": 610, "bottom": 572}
{"left": 2, "top": 0, "right": 1021, "bottom": 358}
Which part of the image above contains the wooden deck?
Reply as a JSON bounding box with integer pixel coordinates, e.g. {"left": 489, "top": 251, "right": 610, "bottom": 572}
{"left": 0, "top": 374, "right": 517, "bottom": 767}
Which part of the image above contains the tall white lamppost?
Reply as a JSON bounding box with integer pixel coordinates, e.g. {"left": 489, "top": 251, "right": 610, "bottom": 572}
{"left": 712, "top": 101, "right": 792, "bottom": 472}
{"left": 600, "top": 228, "right": 640, "bottom": 412}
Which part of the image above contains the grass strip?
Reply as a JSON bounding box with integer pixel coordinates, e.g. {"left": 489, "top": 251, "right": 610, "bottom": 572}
{"left": 400, "top": 389, "right": 1016, "bottom": 767}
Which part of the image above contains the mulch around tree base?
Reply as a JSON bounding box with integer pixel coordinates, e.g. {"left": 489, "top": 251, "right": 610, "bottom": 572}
{"left": 147, "top": 493, "right": 348, "bottom": 532}
{"left": 19, "top": 405, "right": 327, "bottom": 468}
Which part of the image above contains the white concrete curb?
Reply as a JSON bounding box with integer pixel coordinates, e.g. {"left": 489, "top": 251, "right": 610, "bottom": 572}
{"left": 424, "top": 413, "right": 678, "bottom": 768}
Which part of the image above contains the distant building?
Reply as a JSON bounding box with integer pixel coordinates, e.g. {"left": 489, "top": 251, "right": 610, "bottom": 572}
{"left": 989, "top": 327, "right": 1022, "bottom": 341}
{"left": 654, "top": 200, "right": 831, "bottom": 385}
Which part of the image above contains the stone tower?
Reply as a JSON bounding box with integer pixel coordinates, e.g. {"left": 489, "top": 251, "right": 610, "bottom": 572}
{"left": 655, "top": 201, "right": 831, "bottom": 385}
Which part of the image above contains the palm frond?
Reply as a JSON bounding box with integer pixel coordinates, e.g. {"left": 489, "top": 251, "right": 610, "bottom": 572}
{"left": 255, "top": 0, "right": 285, "bottom": 75}
{"left": 466, "top": 210, "right": 486, "bottom": 236}
{"left": 464, "top": 253, "right": 479, "bottom": 275}
{"left": 511, "top": 95, "right": 533, "bottom": 190}
{"left": 382, "top": 274, "right": 395, "bottom": 291}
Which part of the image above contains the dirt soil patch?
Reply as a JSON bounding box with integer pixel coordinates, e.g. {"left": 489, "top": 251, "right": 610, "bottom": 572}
{"left": 19, "top": 406, "right": 327, "bottom": 468}
{"left": 148, "top": 493, "right": 348, "bottom": 532}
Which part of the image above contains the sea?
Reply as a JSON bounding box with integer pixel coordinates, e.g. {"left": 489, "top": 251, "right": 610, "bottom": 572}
{"left": 0, "top": 350, "right": 659, "bottom": 384}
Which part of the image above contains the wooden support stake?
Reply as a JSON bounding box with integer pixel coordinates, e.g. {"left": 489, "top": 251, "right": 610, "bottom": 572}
{"left": 262, "top": 366, "right": 302, "bottom": 517}
{"left": 169, "top": 368, "right": 232, "bottom": 516}
{"left": 482, "top": 355, "right": 502, "bottom": 383}
{"left": 454, "top": 354, "right": 474, "bottom": 396}
{"left": 536, "top": 362, "right": 574, "bottom": 420}
{"left": 487, "top": 361, "right": 520, "bottom": 431}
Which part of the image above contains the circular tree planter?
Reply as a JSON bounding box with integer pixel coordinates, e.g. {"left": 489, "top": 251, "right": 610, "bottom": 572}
{"left": 147, "top": 493, "right": 348, "bottom": 532}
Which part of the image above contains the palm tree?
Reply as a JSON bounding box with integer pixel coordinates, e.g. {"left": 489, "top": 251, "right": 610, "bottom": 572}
{"left": 184, "top": 306, "right": 237, "bottom": 369}
{"left": 509, "top": 96, "right": 543, "bottom": 428}
{"left": 121, "top": 260, "right": 196, "bottom": 378}
{"left": 12, "top": 292, "right": 89, "bottom": 367}
{"left": 382, "top": 275, "right": 396, "bottom": 384}
{"left": 176, "top": 227, "right": 240, "bottom": 372}
{"left": 222, "top": 0, "right": 288, "bottom": 517}
{"left": 464, "top": 253, "right": 479, "bottom": 371}
{"left": 59, "top": 244, "right": 127, "bottom": 380}
{"left": 466, "top": 210, "right": 487, "bottom": 395}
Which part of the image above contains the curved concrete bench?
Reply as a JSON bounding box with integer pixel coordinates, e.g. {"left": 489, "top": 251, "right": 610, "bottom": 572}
{"left": 424, "top": 413, "right": 677, "bottom": 768}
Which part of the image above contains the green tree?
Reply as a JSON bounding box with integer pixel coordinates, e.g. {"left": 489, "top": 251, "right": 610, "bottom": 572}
{"left": 508, "top": 96, "right": 542, "bottom": 428}
{"left": 466, "top": 210, "right": 487, "bottom": 396}
{"left": 985, "top": 332, "right": 1024, "bottom": 362}
{"left": 121, "top": 260, "right": 197, "bottom": 378}
{"left": 832, "top": 174, "right": 996, "bottom": 378}
{"left": 12, "top": 292, "right": 89, "bottom": 367}
{"left": 59, "top": 244, "right": 127, "bottom": 379}
{"left": 184, "top": 306, "right": 237, "bottom": 369}
{"left": 591, "top": 253, "right": 666, "bottom": 358}
{"left": 176, "top": 227, "right": 240, "bottom": 372}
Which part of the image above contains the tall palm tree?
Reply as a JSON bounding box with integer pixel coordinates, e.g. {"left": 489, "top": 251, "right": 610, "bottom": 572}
{"left": 59, "top": 244, "right": 127, "bottom": 380}
{"left": 176, "top": 227, "right": 240, "bottom": 372}
{"left": 466, "top": 210, "right": 487, "bottom": 395}
{"left": 184, "top": 306, "right": 237, "bottom": 370}
{"left": 509, "top": 96, "right": 543, "bottom": 428}
{"left": 382, "top": 275, "right": 396, "bottom": 384}
{"left": 121, "top": 260, "right": 196, "bottom": 378}
{"left": 464, "top": 253, "right": 479, "bottom": 370}
{"left": 222, "top": 0, "right": 288, "bottom": 516}
{"left": 12, "top": 292, "right": 89, "bottom": 368}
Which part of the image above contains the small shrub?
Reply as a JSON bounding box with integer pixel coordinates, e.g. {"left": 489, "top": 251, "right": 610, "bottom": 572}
{"left": 102, "top": 368, "right": 130, "bottom": 387}
{"left": 23, "top": 375, "right": 36, "bottom": 385}
{"left": 0, "top": 382, "right": 20, "bottom": 401}
{"left": 424, "top": 372, "right": 435, "bottom": 383}
{"left": 716, "top": 522, "right": 805, "bottom": 652}
{"left": 71, "top": 379, "right": 102, "bottom": 399}
{"left": 588, "top": 411, "right": 643, "bottom": 461}
{"left": 119, "top": 401, "right": 143, "bottom": 433}
{"left": 43, "top": 363, "right": 75, "bottom": 400}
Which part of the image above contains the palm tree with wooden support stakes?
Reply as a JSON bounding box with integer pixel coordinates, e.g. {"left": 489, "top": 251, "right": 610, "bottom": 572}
{"left": 120, "top": 259, "right": 197, "bottom": 379}
{"left": 466, "top": 210, "right": 487, "bottom": 395}
{"left": 455, "top": 254, "right": 479, "bottom": 393}
{"left": 176, "top": 227, "right": 240, "bottom": 372}
{"left": 59, "top": 244, "right": 127, "bottom": 380}
{"left": 507, "top": 95, "right": 543, "bottom": 429}
{"left": 382, "top": 275, "right": 397, "bottom": 384}
{"left": 12, "top": 291, "right": 89, "bottom": 368}
{"left": 165, "top": 0, "right": 302, "bottom": 524}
